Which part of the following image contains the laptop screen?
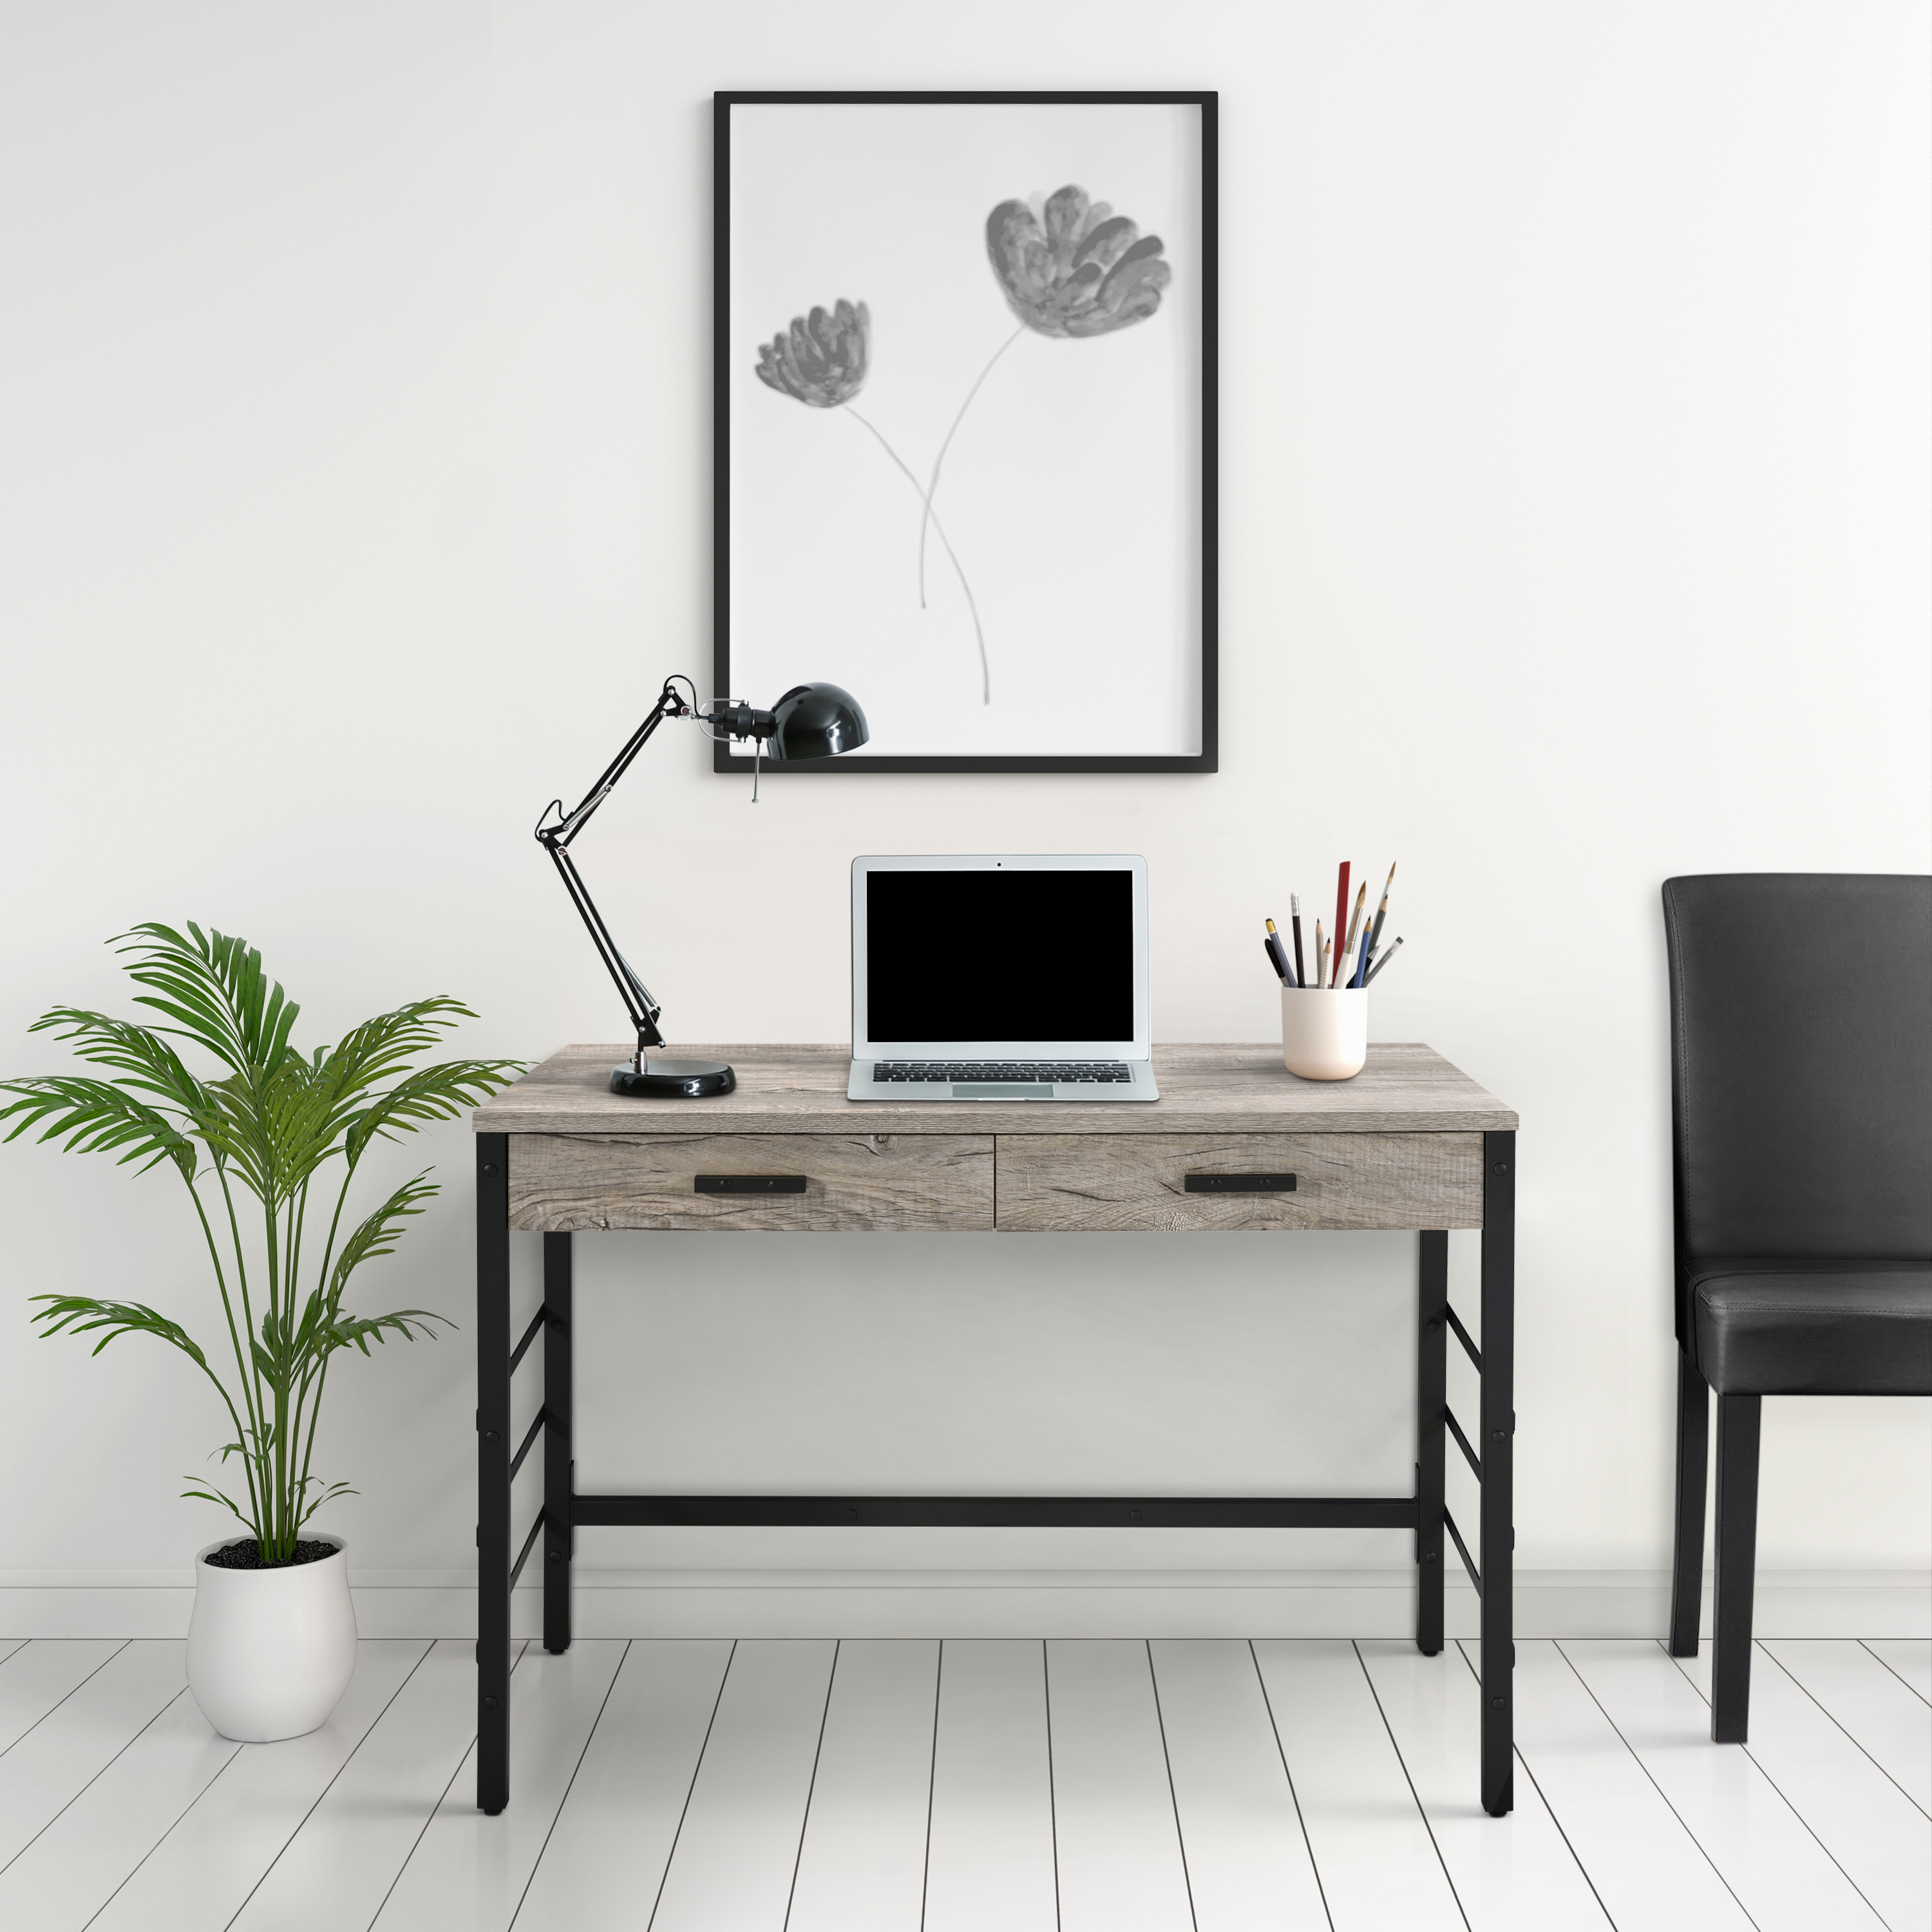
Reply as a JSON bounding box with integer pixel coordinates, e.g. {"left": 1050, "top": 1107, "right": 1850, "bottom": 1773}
{"left": 865, "top": 867, "right": 1135, "bottom": 1045}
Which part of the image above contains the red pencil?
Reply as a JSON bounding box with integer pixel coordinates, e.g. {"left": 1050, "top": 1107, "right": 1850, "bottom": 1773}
{"left": 1332, "top": 861, "right": 1350, "bottom": 985}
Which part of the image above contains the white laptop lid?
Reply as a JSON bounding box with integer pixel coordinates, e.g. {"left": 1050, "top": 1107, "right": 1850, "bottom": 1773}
{"left": 852, "top": 855, "right": 1151, "bottom": 1062}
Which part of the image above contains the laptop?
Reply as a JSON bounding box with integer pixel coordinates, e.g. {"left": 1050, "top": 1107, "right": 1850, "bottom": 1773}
{"left": 848, "top": 855, "right": 1159, "bottom": 1102}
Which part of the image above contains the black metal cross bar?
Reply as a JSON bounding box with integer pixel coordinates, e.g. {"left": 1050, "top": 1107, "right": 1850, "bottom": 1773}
{"left": 1444, "top": 1504, "right": 1481, "bottom": 1595}
{"left": 570, "top": 1493, "right": 1420, "bottom": 1530}
{"left": 1446, "top": 1405, "right": 1484, "bottom": 1482}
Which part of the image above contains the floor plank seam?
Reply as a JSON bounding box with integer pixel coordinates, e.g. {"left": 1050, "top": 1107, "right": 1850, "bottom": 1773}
{"left": 1041, "top": 1641, "right": 1063, "bottom": 1932}
{"left": 368, "top": 1639, "right": 530, "bottom": 1932}
{"left": 1353, "top": 1642, "right": 1473, "bottom": 1932}
{"left": 1661, "top": 1642, "right": 1922, "bottom": 1927}
{"left": 915, "top": 1638, "right": 942, "bottom": 1932}
{"left": 1142, "top": 1640, "right": 1201, "bottom": 1932}
{"left": 1857, "top": 1640, "right": 1931, "bottom": 1710}
{"left": 1759, "top": 1644, "right": 1932, "bottom": 1823}
{"left": 1246, "top": 1641, "right": 1336, "bottom": 1932}
{"left": 0, "top": 1679, "right": 191, "bottom": 1881}
{"left": 506, "top": 1637, "right": 633, "bottom": 1932}
{"left": 216, "top": 1636, "right": 439, "bottom": 1932}
{"left": 0, "top": 1638, "right": 131, "bottom": 1764}
{"left": 1553, "top": 1642, "right": 1767, "bottom": 1931}
{"left": 645, "top": 1636, "right": 736, "bottom": 1932}
{"left": 79, "top": 1730, "right": 244, "bottom": 1931}
{"left": 780, "top": 1638, "right": 840, "bottom": 1932}
{"left": 1448, "top": 1640, "right": 1615, "bottom": 1930}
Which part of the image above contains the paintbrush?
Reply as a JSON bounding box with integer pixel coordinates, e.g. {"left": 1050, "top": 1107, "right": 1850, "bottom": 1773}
{"left": 1367, "top": 861, "right": 1396, "bottom": 958}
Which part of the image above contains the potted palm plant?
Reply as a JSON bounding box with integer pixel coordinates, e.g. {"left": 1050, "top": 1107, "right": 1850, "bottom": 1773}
{"left": 1, "top": 923, "right": 519, "bottom": 1740}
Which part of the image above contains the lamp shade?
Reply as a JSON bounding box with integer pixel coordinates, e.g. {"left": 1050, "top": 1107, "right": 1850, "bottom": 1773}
{"left": 766, "top": 682, "right": 869, "bottom": 761}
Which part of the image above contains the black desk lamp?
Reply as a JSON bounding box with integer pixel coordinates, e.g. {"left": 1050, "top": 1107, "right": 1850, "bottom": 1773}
{"left": 535, "top": 676, "right": 868, "bottom": 1097}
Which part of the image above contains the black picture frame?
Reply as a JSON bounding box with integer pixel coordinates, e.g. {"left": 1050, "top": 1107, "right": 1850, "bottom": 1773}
{"left": 714, "top": 91, "right": 1218, "bottom": 775}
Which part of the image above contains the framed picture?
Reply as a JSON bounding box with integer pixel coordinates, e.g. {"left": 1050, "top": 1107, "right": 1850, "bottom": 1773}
{"left": 715, "top": 92, "right": 1217, "bottom": 774}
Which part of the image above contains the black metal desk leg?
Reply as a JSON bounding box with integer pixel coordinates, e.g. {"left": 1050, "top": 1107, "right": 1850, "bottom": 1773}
{"left": 475, "top": 1135, "right": 512, "bottom": 1814}
{"left": 1480, "top": 1132, "right": 1515, "bottom": 1816}
{"left": 1416, "top": 1231, "right": 1448, "bottom": 1654}
{"left": 544, "top": 1231, "right": 573, "bottom": 1654}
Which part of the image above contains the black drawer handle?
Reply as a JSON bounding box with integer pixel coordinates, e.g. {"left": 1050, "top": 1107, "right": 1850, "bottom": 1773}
{"left": 1184, "top": 1173, "right": 1296, "bottom": 1193}
{"left": 694, "top": 1174, "right": 809, "bottom": 1195}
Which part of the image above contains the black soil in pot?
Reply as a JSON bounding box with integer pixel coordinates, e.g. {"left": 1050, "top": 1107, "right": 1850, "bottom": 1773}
{"left": 204, "top": 1538, "right": 339, "bottom": 1569}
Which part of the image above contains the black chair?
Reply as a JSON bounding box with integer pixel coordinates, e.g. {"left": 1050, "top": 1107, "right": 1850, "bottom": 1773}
{"left": 1663, "top": 874, "right": 1931, "bottom": 1741}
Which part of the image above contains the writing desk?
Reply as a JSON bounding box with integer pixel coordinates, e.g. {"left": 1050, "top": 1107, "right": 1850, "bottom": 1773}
{"left": 473, "top": 1042, "right": 1518, "bottom": 1814}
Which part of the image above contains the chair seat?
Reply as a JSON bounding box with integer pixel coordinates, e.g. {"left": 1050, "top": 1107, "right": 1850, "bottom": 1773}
{"left": 1689, "top": 1259, "right": 1932, "bottom": 1395}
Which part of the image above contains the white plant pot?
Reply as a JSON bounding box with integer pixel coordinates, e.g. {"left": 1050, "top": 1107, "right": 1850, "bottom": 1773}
{"left": 1281, "top": 986, "right": 1369, "bottom": 1081}
{"left": 186, "top": 1534, "right": 357, "bottom": 1741}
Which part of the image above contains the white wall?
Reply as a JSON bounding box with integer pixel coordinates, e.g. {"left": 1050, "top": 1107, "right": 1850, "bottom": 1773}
{"left": 2, "top": 1, "right": 1927, "bottom": 1636}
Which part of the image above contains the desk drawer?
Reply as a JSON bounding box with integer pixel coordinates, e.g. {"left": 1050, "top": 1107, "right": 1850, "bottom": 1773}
{"left": 508, "top": 1133, "right": 994, "bottom": 1231}
{"left": 995, "top": 1133, "right": 1484, "bottom": 1231}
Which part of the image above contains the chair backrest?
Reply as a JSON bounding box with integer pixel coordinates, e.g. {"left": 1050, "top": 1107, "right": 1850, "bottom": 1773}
{"left": 1663, "top": 873, "right": 1932, "bottom": 1265}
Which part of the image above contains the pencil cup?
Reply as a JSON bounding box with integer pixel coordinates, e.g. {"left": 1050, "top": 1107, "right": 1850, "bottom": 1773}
{"left": 1281, "top": 987, "right": 1368, "bottom": 1081}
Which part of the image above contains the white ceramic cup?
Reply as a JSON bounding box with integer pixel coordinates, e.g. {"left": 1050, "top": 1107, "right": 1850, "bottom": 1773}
{"left": 1281, "top": 986, "right": 1368, "bottom": 1081}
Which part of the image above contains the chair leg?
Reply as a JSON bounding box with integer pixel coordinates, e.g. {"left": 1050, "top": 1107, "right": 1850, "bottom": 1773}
{"left": 1711, "top": 1393, "right": 1761, "bottom": 1743}
{"left": 1668, "top": 1350, "right": 1708, "bottom": 1656}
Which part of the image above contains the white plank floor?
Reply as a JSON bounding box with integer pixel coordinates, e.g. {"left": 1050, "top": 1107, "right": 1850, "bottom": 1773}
{"left": 0, "top": 1635, "right": 1924, "bottom": 1931}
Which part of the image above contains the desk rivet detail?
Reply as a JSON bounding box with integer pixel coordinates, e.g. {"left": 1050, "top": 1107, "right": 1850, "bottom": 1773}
{"left": 1490, "top": 1696, "right": 1505, "bottom": 1709}
{"left": 1491, "top": 1430, "right": 1505, "bottom": 1442}
{"left": 1492, "top": 1162, "right": 1508, "bottom": 1176}
{"left": 484, "top": 1696, "right": 499, "bottom": 1709}
{"left": 483, "top": 1164, "right": 499, "bottom": 1177}
{"left": 485, "top": 1430, "right": 500, "bottom": 1443}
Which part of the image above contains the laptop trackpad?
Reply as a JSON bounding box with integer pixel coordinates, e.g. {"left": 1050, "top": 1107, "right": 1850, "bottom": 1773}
{"left": 951, "top": 1082, "right": 1054, "bottom": 1099}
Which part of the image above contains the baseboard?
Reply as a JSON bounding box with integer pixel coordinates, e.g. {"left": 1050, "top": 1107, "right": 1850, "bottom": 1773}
{"left": 1, "top": 1568, "right": 1926, "bottom": 1641}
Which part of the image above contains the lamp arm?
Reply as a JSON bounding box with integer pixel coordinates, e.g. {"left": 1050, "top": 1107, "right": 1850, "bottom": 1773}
{"left": 534, "top": 679, "right": 694, "bottom": 1063}
{"left": 545, "top": 679, "right": 688, "bottom": 849}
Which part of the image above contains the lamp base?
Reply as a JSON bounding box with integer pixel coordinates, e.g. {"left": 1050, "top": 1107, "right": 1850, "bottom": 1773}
{"left": 609, "top": 1058, "right": 736, "bottom": 1099}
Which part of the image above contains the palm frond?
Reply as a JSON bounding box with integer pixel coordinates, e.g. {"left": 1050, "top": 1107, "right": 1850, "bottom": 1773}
{"left": 344, "top": 1059, "right": 524, "bottom": 1166}
{"left": 180, "top": 1481, "right": 252, "bottom": 1523}
{"left": 328, "top": 1171, "right": 440, "bottom": 1296}
{"left": 317, "top": 1000, "right": 479, "bottom": 1108}
{"left": 30, "top": 1293, "right": 210, "bottom": 1365}
{"left": 314, "top": 1306, "right": 449, "bottom": 1358}
{"left": 294, "top": 1477, "right": 357, "bottom": 1529}
{"left": 115, "top": 923, "right": 299, "bottom": 1080}
{"left": 0, "top": 1079, "right": 198, "bottom": 1181}
{"left": 27, "top": 1009, "right": 211, "bottom": 1114}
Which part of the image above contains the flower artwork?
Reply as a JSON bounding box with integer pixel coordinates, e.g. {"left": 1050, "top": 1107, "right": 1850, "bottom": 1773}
{"left": 753, "top": 185, "right": 1171, "bottom": 708}
{"left": 985, "top": 186, "right": 1173, "bottom": 339}
{"left": 753, "top": 299, "right": 871, "bottom": 408}
{"left": 723, "top": 95, "right": 1214, "bottom": 770}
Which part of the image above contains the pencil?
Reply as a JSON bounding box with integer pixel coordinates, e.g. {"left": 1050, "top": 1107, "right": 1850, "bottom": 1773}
{"left": 1367, "top": 861, "right": 1396, "bottom": 956}
{"left": 1289, "top": 894, "right": 1306, "bottom": 985}
{"left": 1314, "top": 920, "right": 1325, "bottom": 992}
{"left": 1364, "top": 934, "right": 1404, "bottom": 984}
{"left": 1332, "top": 863, "right": 1350, "bottom": 985}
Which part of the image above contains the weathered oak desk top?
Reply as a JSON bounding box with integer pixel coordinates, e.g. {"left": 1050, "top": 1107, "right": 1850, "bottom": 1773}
{"left": 475, "top": 1040, "right": 1518, "bottom": 1137}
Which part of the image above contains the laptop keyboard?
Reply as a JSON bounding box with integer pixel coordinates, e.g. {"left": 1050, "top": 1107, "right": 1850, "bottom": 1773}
{"left": 872, "top": 1062, "right": 1133, "bottom": 1084}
